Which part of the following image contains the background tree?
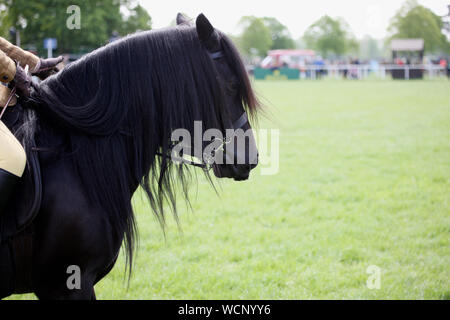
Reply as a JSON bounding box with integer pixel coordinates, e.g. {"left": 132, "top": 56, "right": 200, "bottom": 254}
{"left": 238, "top": 16, "right": 273, "bottom": 58}
{"left": 358, "top": 35, "right": 382, "bottom": 60}
{"left": 302, "top": 15, "right": 358, "bottom": 58}
{"left": 0, "top": 0, "right": 152, "bottom": 55}
{"left": 261, "top": 17, "right": 295, "bottom": 50}
{"left": 388, "top": 0, "right": 448, "bottom": 53}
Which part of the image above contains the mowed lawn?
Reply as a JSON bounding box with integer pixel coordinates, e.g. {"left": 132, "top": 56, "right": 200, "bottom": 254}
{"left": 10, "top": 79, "right": 450, "bottom": 299}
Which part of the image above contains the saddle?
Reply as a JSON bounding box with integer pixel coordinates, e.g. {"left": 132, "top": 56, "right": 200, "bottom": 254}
{"left": 0, "top": 103, "right": 42, "bottom": 295}
{"left": 0, "top": 103, "right": 42, "bottom": 240}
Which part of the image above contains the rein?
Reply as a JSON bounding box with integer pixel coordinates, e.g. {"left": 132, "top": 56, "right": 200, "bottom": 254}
{"left": 1, "top": 64, "right": 29, "bottom": 120}
{"left": 0, "top": 86, "right": 16, "bottom": 120}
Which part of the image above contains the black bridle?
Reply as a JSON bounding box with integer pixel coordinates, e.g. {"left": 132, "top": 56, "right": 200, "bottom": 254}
{"left": 157, "top": 110, "right": 248, "bottom": 171}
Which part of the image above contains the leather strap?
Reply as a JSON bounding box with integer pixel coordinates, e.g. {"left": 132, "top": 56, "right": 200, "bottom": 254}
{"left": 0, "top": 86, "right": 16, "bottom": 120}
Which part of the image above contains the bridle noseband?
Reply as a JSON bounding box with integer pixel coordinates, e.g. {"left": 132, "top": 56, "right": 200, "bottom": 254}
{"left": 201, "top": 111, "right": 248, "bottom": 167}
{"left": 158, "top": 110, "right": 249, "bottom": 171}
{"left": 209, "top": 51, "right": 224, "bottom": 59}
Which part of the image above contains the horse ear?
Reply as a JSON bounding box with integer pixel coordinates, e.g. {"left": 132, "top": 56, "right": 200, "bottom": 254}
{"left": 176, "top": 13, "right": 191, "bottom": 26}
{"left": 196, "top": 13, "right": 215, "bottom": 44}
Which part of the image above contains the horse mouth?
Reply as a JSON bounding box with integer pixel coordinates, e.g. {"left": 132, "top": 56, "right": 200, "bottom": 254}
{"left": 233, "top": 173, "right": 249, "bottom": 181}
{"left": 212, "top": 164, "right": 250, "bottom": 181}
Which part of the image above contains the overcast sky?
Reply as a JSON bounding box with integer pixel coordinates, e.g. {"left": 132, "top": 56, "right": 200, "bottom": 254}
{"left": 139, "top": 0, "right": 449, "bottom": 39}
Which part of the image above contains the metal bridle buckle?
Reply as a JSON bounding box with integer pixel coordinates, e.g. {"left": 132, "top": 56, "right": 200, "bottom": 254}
{"left": 203, "top": 135, "right": 233, "bottom": 166}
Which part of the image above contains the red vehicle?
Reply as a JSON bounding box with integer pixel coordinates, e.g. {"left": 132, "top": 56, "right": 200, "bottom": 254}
{"left": 260, "top": 49, "right": 316, "bottom": 70}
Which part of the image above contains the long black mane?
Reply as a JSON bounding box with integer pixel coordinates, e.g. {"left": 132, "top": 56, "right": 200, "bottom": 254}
{"left": 29, "top": 26, "right": 258, "bottom": 274}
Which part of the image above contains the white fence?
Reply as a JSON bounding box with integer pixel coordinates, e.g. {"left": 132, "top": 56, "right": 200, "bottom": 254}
{"left": 299, "top": 64, "right": 448, "bottom": 80}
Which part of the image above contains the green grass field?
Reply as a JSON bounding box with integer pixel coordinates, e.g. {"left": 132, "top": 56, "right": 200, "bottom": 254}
{"left": 9, "top": 79, "right": 450, "bottom": 299}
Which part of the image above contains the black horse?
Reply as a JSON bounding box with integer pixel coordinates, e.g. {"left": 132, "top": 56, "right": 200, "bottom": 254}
{"left": 0, "top": 13, "right": 260, "bottom": 299}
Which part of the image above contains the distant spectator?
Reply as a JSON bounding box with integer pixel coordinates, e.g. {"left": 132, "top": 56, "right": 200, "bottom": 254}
{"left": 447, "top": 59, "right": 450, "bottom": 78}
{"left": 314, "top": 59, "right": 325, "bottom": 79}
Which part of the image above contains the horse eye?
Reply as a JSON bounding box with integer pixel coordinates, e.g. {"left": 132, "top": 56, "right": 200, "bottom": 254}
{"left": 227, "top": 81, "right": 238, "bottom": 92}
